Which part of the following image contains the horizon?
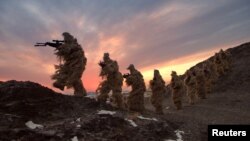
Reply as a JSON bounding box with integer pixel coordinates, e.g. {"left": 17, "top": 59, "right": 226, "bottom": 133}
{"left": 0, "top": 0, "right": 250, "bottom": 94}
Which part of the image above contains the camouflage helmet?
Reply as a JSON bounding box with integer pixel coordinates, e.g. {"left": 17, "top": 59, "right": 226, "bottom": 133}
{"left": 103, "top": 53, "right": 110, "bottom": 61}
{"left": 171, "top": 71, "right": 177, "bottom": 77}
{"left": 127, "top": 64, "right": 135, "bottom": 70}
{"left": 62, "top": 32, "right": 74, "bottom": 42}
{"left": 154, "top": 69, "right": 160, "bottom": 75}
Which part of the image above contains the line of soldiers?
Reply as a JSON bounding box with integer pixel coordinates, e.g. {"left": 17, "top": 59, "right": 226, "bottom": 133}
{"left": 45, "top": 32, "right": 232, "bottom": 114}
{"left": 170, "top": 49, "right": 232, "bottom": 110}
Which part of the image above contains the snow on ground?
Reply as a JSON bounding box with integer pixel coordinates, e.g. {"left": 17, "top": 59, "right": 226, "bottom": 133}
{"left": 165, "top": 130, "right": 184, "bottom": 141}
{"left": 97, "top": 110, "right": 116, "bottom": 115}
{"left": 125, "top": 119, "right": 138, "bottom": 127}
{"left": 71, "top": 136, "right": 78, "bottom": 141}
{"left": 85, "top": 93, "right": 97, "bottom": 99}
{"left": 137, "top": 115, "right": 158, "bottom": 121}
{"left": 25, "top": 121, "right": 43, "bottom": 129}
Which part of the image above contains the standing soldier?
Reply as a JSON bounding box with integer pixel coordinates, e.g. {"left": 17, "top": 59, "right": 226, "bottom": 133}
{"left": 195, "top": 68, "right": 207, "bottom": 99}
{"left": 149, "top": 70, "right": 166, "bottom": 114}
{"left": 170, "top": 71, "right": 183, "bottom": 110}
{"left": 207, "top": 60, "right": 219, "bottom": 84}
{"left": 50, "top": 32, "right": 87, "bottom": 96}
{"left": 202, "top": 63, "right": 212, "bottom": 94}
{"left": 123, "top": 64, "right": 146, "bottom": 112}
{"left": 219, "top": 49, "right": 231, "bottom": 71}
{"left": 96, "top": 53, "right": 123, "bottom": 108}
{"left": 184, "top": 69, "right": 196, "bottom": 105}
{"left": 213, "top": 53, "right": 225, "bottom": 76}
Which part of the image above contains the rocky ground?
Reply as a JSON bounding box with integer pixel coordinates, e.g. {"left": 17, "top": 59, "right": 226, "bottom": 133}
{"left": 0, "top": 42, "right": 250, "bottom": 141}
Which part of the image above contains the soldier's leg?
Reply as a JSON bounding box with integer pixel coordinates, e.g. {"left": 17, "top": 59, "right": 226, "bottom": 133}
{"left": 111, "top": 88, "right": 123, "bottom": 108}
{"left": 73, "top": 79, "right": 86, "bottom": 96}
{"left": 173, "top": 91, "right": 182, "bottom": 110}
{"left": 97, "top": 82, "right": 111, "bottom": 104}
{"left": 128, "top": 91, "right": 143, "bottom": 112}
{"left": 187, "top": 88, "right": 195, "bottom": 105}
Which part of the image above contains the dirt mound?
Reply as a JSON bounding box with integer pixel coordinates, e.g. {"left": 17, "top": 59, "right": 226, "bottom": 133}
{"left": 0, "top": 80, "right": 178, "bottom": 141}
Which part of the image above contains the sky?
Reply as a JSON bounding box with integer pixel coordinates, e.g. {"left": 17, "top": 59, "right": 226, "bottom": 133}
{"left": 0, "top": 0, "right": 250, "bottom": 93}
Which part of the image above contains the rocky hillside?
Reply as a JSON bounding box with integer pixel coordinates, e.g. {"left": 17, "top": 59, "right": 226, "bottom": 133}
{"left": 0, "top": 80, "right": 179, "bottom": 141}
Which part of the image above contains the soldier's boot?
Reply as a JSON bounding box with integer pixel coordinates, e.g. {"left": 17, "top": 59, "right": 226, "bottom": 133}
{"left": 73, "top": 80, "right": 86, "bottom": 96}
{"left": 188, "top": 89, "right": 195, "bottom": 105}
{"left": 175, "top": 101, "right": 182, "bottom": 110}
{"left": 198, "top": 93, "right": 206, "bottom": 99}
{"left": 156, "top": 105, "right": 164, "bottom": 115}
{"left": 112, "top": 92, "right": 123, "bottom": 109}
{"left": 188, "top": 95, "right": 195, "bottom": 105}
{"left": 53, "top": 81, "right": 64, "bottom": 91}
{"left": 97, "top": 93, "right": 109, "bottom": 104}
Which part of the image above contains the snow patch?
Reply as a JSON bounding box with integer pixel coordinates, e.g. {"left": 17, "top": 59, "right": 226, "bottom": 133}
{"left": 85, "top": 94, "right": 96, "bottom": 99}
{"left": 137, "top": 115, "right": 158, "bottom": 121}
{"left": 71, "top": 136, "right": 78, "bottom": 141}
{"left": 97, "top": 110, "right": 116, "bottom": 115}
{"left": 165, "top": 130, "right": 184, "bottom": 141}
{"left": 125, "top": 119, "right": 138, "bottom": 127}
{"left": 76, "top": 118, "right": 81, "bottom": 122}
{"left": 175, "top": 130, "right": 184, "bottom": 141}
{"left": 76, "top": 124, "right": 81, "bottom": 128}
{"left": 25, "top": 121, "right": 43, "bottom": 129}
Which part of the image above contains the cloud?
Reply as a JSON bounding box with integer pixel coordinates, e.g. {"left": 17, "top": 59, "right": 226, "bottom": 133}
{"left": 0, "top": 0, "right": 250, "bottom": 92}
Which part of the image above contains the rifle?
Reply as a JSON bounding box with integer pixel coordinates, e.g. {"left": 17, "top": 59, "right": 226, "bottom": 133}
{"left": 98, "top": 61, "right": 106, "bottom": 68}
{"left": 123, "top": 73, "right": 130, "bottom": 78}
{"left": 34, "top": 40, "right": 64, "bottom": 48}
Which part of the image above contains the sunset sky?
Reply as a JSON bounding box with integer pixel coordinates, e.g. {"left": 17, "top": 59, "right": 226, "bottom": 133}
{"left": 0, "top": 0, "right": 250, "bottom": 93}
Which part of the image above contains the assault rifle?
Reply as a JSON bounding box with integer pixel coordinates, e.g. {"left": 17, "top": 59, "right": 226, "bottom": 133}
{"left": 123, "top": 73, "right": 130, "bottom": 78}
{"left": 34, "top": 40, "right": 64, "bottom": 48}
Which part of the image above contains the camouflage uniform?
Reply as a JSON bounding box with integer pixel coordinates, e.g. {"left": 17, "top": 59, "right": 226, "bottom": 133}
{"left": 195, "top": 68, "right": 207, "bottom": 99}
{"left": 124, "top": 64, "right": 146, "bottom": 112}
{"left": 170, "top": 71, "right": 183, "bottom": 110}
{"left": 96, "top": 53, "right": 123, "bottom": 108}
{"left": 213, "top": 53, "right": 225, "bottom": 76}
{"left": 202, "top": 63, "right": 213, "bottom": 94}
{"left": 219, "top": 49, "right": 231, "bottom": 71}
{"left": 184, "top": 70, "right": 196, "bottom": 105}
{"left": 52, "top": 32, "right": 87, "bottom": 96}
{"left": 149, "top": 70, "right": 166, "bottom": 114}
{"left": 207, "top": 60, "right": 219, "bottom": 83}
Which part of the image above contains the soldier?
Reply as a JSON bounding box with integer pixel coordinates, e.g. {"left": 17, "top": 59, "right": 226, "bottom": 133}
{"left": 96, "top": 53, "right": 123, "bottom": 108}
{"left": 219, "top": 49, "right": 231, "bottom": 71}
{"left": 51, "top": 32, "right": 87, "bottom": 96}
{"left": 202, "top": 63, "right": 213, "bottom": 94}
{"left": 149, "top": 69, "right": 166, "bottom": 114}
{"left": 195, "top": 68, "right": 207, "bottom": 99}
{"left": 207, "top": 60, "right": 219, "bottom": 84}
{"left": 213, "top": 53, "right": 225, "bottom": 76}
{"left": 184, "top": 69, "right": 196, "bottom": 105}
{"left": 124, "top": 64, "right": 146, "bottom": 112}
{"left": 170, "top": 71, "right": 183, "bottom": 110}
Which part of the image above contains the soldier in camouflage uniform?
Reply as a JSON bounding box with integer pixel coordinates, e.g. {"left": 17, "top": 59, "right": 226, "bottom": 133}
{"left": 52, "top": 32, "right": 87, "bottom": 96}
{"left": 213, "top": 53, "right": 225, "bottom": 76}
{"left": 149, "top": 70, "right": 166, "bottom": 114}
{"left": 219, "top": 49, "right": 231, "bottom": 71}
{"left": 96, "top": 53, "right": 123, "bottom": 108}
{"left": 195, "top": 68, "right": 207, "bottom": 99}
{"left": 124, "top": 64, "right": 146, "bottom": 112}
{"left": 202, "top": 63, "right": 213, "bottom": 94}
{"left": 206, "top": 60, "right": 219, "bottom": 84}
{"left": 170, "top": 71, "right": 183, "bottom": 110}
{"left": 184, "top": 69, "right": 197, "bottom": 105}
